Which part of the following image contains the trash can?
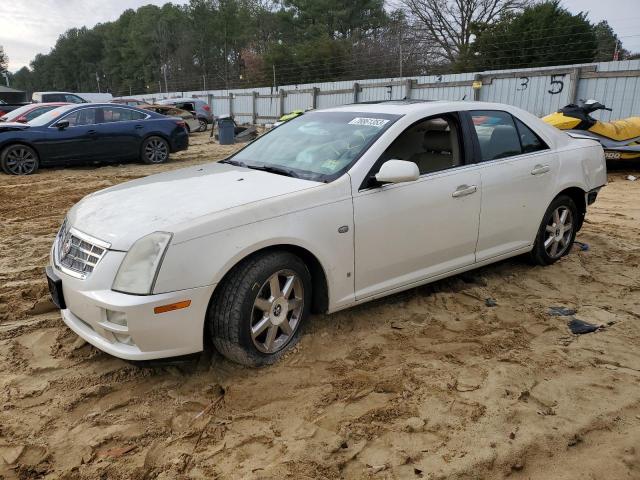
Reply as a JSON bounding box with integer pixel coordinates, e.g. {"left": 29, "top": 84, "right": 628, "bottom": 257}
{"left": 217, "top": 116, "right": 235, "bottom": 145}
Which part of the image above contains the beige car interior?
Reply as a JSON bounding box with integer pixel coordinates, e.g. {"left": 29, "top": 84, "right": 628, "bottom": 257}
{"left": 383, "top": 117, "right": 461, "bottom": 175}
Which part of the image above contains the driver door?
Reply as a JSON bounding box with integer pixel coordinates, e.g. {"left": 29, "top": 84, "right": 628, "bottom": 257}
{"left": 352, "top": 113, "right": 481, "bottom": 300}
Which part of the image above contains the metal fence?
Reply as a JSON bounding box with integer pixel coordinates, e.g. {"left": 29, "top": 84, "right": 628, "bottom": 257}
{"left": 132, "top": 60, "right": 640, "bottom": 124}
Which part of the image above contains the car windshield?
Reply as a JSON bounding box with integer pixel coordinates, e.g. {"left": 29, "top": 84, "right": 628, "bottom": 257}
{"left": 229, "top": 111, "right": 400, "bottom": 182}
{"left": 28, "top": 105, "right": 78, "bottom": 126}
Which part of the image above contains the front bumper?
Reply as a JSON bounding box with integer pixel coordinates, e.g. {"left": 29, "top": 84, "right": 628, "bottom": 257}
{"left": 49, "top": 243, "right": 215, "bottom": 360}
{"left": 59, "top": 284, "right": 215, "bottom": 360}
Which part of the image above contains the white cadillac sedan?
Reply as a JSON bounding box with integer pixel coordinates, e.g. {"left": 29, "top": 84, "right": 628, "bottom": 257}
{"left": 46, "top": 101, "right": 607, "bottom": 366}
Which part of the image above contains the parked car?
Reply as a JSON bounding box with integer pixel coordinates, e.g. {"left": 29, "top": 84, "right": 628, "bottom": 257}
{"left": 77, "top": 92, "right": 113, "bottom": 103}
{"left": 0, "top": 100, "right": 30, "bottom": 116}
{"left": 0, "top": 102, "right": 68, "bottom": 123}
{"left": 32, "top": 92, "right": 87, "bottom": 103}
{"left": 0, "top": 103, "right": 188, "bottom": 175}
{"left": 45, "top": 101, "right": 606, "bottom": 366}
{"left": 158, "top": 97, "right": 213, "bottom": 131}
{"left": 111, "top": 98, "right": 147, "bottom": 107}
{"left": 140, "top": 103, "right": 200, "bottom": 133}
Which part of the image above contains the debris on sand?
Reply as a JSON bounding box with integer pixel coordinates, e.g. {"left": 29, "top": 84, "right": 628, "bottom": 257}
{"left": 549, "top": 306, "right": 577, "bottom": 316}
{"left": 568, "top": 318, "right": 601, "bottom": 335}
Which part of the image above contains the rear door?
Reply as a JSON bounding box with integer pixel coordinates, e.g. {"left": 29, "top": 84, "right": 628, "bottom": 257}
{"left": 92, "top": 106, "right": 149, "bottom": 161}
{"left": 467, "top": 110, "right": 558, "bottom": 262}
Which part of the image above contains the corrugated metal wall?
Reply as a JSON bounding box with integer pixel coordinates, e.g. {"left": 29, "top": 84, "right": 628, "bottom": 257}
{"left": 130, "top": 60, "right": 640, "bottom": 124}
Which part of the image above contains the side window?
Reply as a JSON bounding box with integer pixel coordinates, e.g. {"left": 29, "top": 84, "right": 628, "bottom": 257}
{"left": 63, "top": 108, "right": 96, "bottom": 127}
{"left": 514, "top": 117, "right": 548, "bottom": 153}
{"left": 381, "top": 115, "right": 462, "bottom": 175}
{"left": 46, "top": 94, "right": 65, "bottom": 102}
{"left": 470, "top": 110, "right": 522, "bottom": 161}
{"left": 65, "top": 94, "right": 86, "bottom": 103}
{"left": 100, "top": 107, "right": 147, "bottom": 123}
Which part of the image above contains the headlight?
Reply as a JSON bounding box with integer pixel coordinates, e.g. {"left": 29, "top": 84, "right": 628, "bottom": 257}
{"left": 112, "top": 232, "right": 172, "bottom": 295}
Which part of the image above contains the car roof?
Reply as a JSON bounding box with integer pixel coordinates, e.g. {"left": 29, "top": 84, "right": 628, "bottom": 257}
{"left": 321, "top": 100, "right": 513, "bottom": 115}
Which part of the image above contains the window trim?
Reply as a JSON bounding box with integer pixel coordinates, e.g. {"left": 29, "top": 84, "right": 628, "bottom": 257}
{"left": 466, "top": 109, "right": 550, "bottom": 163}
{"left": 359, "top": 111, "right": 471, "bottom": 191}
{"left": 49, "top": 105, "right": 150, "bottom": 128}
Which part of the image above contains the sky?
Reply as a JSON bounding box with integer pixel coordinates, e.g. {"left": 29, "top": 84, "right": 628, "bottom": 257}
{"left": 1, "top": 0, "right": 639, "bottom": 72}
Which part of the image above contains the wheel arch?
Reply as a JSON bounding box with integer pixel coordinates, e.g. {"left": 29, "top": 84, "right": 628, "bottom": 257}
{"left": 211, "top": 243, "right": 330, "bottom": 315}
{"left": 554, "top": 185, "right": 587, "bottom": 231}
{"left": 0, "top": 140, "right": 41, "bottom": 157}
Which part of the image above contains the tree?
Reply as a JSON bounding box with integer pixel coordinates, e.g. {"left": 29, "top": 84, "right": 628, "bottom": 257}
{"left": 594, "top": 20, "right": 628, "bottom": 62}
{"left": 472, "top": 1, "right": 598, "bottom": 70}
{"left": 0, "top": 45, "right": 7, "bottom": 73}
{"left": 401, "top": 0, "right": 530, "bottom": 71}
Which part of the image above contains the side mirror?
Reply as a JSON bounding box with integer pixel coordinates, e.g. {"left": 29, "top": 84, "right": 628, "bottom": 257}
{"left": 54, "top": 120, "right": 69, "bottom": 130}
{"left": 374, "top": 160, "right": 420, "bottom": 184}
{"left": 16, "top": 116, "right": 28, "bottom": 123}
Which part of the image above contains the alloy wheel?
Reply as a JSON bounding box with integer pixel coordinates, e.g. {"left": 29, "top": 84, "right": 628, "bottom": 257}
{"left": 5, "top": 147, "right": 37, "bottom": 175}
{"left": 198, "top": 119, "right": 207, "bottom": 132}
{"left": 544, "top": 206, "right": 574, "bottom": 259}
{"left": 250, "top": 269, "right": 304, "bottom": 354}
{"left": 144, "top": 138, "right": 168, "bottom": 163}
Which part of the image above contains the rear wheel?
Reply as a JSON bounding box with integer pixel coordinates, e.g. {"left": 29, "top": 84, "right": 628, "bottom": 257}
{"left": 1, "top": 144, "right": 39, "bottom": 175}
{"left": 198, "top": 118, "right": 208, "bottom": 132}
{"left": 208, "top": 251, "right": 312, "bottom": 367}
{"left": 530, "top": 195, "right": 578, "bottom": 265}
{"left": 141, "top": 136, "right": 170, "bottom": 164}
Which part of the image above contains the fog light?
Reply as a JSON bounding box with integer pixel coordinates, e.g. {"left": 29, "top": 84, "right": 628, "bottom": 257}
{"left": 106, "top": 310, "right": 128, "bottom": 327}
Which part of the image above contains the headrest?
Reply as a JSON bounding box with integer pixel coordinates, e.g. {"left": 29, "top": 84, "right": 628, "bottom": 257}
{"left": 423, "top": 130, "right": 451, "bottom": 152}
{"left": 423, "top": 118, "right": 449, "bottom": 131}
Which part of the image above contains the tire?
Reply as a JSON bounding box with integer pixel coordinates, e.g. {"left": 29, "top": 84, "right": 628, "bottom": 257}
{"left": 141, "top": 136, "right": 170, "bottom": 164}
{"left": 208, "top": 251, "right": 312, "bottom": 367}
{"left": 198, "top": 118, "right": 208, "bottom": 132}
{"left": 1, "top": 144, "right": 39, "bottom": 175}
{"left": 530, "top": 195, "right": 578, "bottom": 266}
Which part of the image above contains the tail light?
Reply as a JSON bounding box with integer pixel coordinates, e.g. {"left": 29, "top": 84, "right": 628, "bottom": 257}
{"left": 203, "top": 105, "right": 211, "bottom": 112}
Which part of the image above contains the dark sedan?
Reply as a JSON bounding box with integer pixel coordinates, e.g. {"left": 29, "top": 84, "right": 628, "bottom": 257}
{"left": 0, "top": 104, "right": 189, "bottom": 175}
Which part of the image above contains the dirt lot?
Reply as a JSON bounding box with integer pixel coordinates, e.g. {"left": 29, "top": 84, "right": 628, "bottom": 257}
{"left": 1, "top": 132, "right": 639, "bottom": 479}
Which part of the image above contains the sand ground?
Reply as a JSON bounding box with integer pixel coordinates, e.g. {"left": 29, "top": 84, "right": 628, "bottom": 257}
{"left": 0, "top": 132, "right": 639, "bottom": 479}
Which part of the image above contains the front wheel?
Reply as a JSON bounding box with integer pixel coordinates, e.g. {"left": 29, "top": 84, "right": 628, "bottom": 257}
{"left": 530, "top": 195, "right": 578, "bottom": 265}
{"left": 198, "top": 118, "right": 208, "bottom": 132}
{"left": 141, "top": 136, "right": 170, "bottom": 164}
{"left": 208, "top": 251, "right": 312, "bottom": 367}
{"left": 1, "top": 144, "right": 40, "bottom": 175}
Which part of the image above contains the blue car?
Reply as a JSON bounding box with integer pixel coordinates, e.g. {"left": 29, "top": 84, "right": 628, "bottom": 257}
{"left": 0, "top": 103, "right": 189, "bottom": 175}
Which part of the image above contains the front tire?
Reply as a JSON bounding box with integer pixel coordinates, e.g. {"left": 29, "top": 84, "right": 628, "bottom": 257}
{"left": 141, "top": 136, "right": 170, "bottom": 164}
{"left": 198, "top": 118, "right": 208, "bottom": 132}
{"left": 530, "top": 195, "right": 578, "bottom": 265}
{"left": 1, "top": 144, "right": 39, "bottom": 175}
{"left": 208, "top": 251, "right": 312, "bottom": 367}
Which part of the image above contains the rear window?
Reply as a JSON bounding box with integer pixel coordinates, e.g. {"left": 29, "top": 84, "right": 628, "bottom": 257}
{"left": 471, "top": 110, "right": 548, "bottom": 161}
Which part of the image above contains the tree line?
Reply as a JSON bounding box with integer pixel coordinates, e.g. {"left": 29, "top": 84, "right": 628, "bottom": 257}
{"left": 2, "top": 0, "right": 634, "bottom": 96}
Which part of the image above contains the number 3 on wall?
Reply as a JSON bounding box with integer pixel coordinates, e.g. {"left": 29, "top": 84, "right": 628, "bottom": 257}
{"left": 548, "top": 75, "right": 565, "bottom": 95}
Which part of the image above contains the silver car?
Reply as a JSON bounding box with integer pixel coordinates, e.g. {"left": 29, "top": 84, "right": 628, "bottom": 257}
{"left": 158, "top": 97, "right": 214, "bottom": 132}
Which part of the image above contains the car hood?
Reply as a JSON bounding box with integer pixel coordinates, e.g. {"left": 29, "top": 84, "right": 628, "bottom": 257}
{"left": 67, "top": 162, "right": 322, "bottom": 250}
{"left": 0, "top": 122, "right": 29, "bottom": 132}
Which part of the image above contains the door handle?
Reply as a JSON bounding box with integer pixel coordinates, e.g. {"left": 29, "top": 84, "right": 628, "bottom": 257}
{"left": 134, "top": 124, "right": 144, "bottom": 129}
{"left": 87, "top": 129, "right": 97, "bottom": 135}
{"left": 452, "top": 184, "right": 478, "bottom": 198}
{"left": 531, "top": 164, "right": 550, "bottom": 175}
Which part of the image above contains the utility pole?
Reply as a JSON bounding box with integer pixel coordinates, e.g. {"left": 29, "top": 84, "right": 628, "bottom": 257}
{"left": 398, "top": 22, "right": 403, "bottom": 78}
{"left": 95, "top": 72, "right": 101, "bottom": 93}
{"left": 161, "top": 64, "right": 169, "bottom": 94}
{"left": 203, "top": 74, "right": 206, "bottom": 92}
{"left": 2, "top": 72, "right": 9, "bottom": 87}
{"left": 613, "top": 40, "right": 621, "bottom": 61}
{"left": 273, "top": 64, "right": 276, "bottom": 91}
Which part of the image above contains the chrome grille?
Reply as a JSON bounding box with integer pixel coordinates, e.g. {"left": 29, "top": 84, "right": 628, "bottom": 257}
{"left": 55, "top": 222, "right": 110, "bottom": 279}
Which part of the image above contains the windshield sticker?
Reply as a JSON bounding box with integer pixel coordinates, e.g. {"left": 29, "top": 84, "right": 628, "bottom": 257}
{"left": 348, "top": 117, "right": 390, "bottom": 128}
